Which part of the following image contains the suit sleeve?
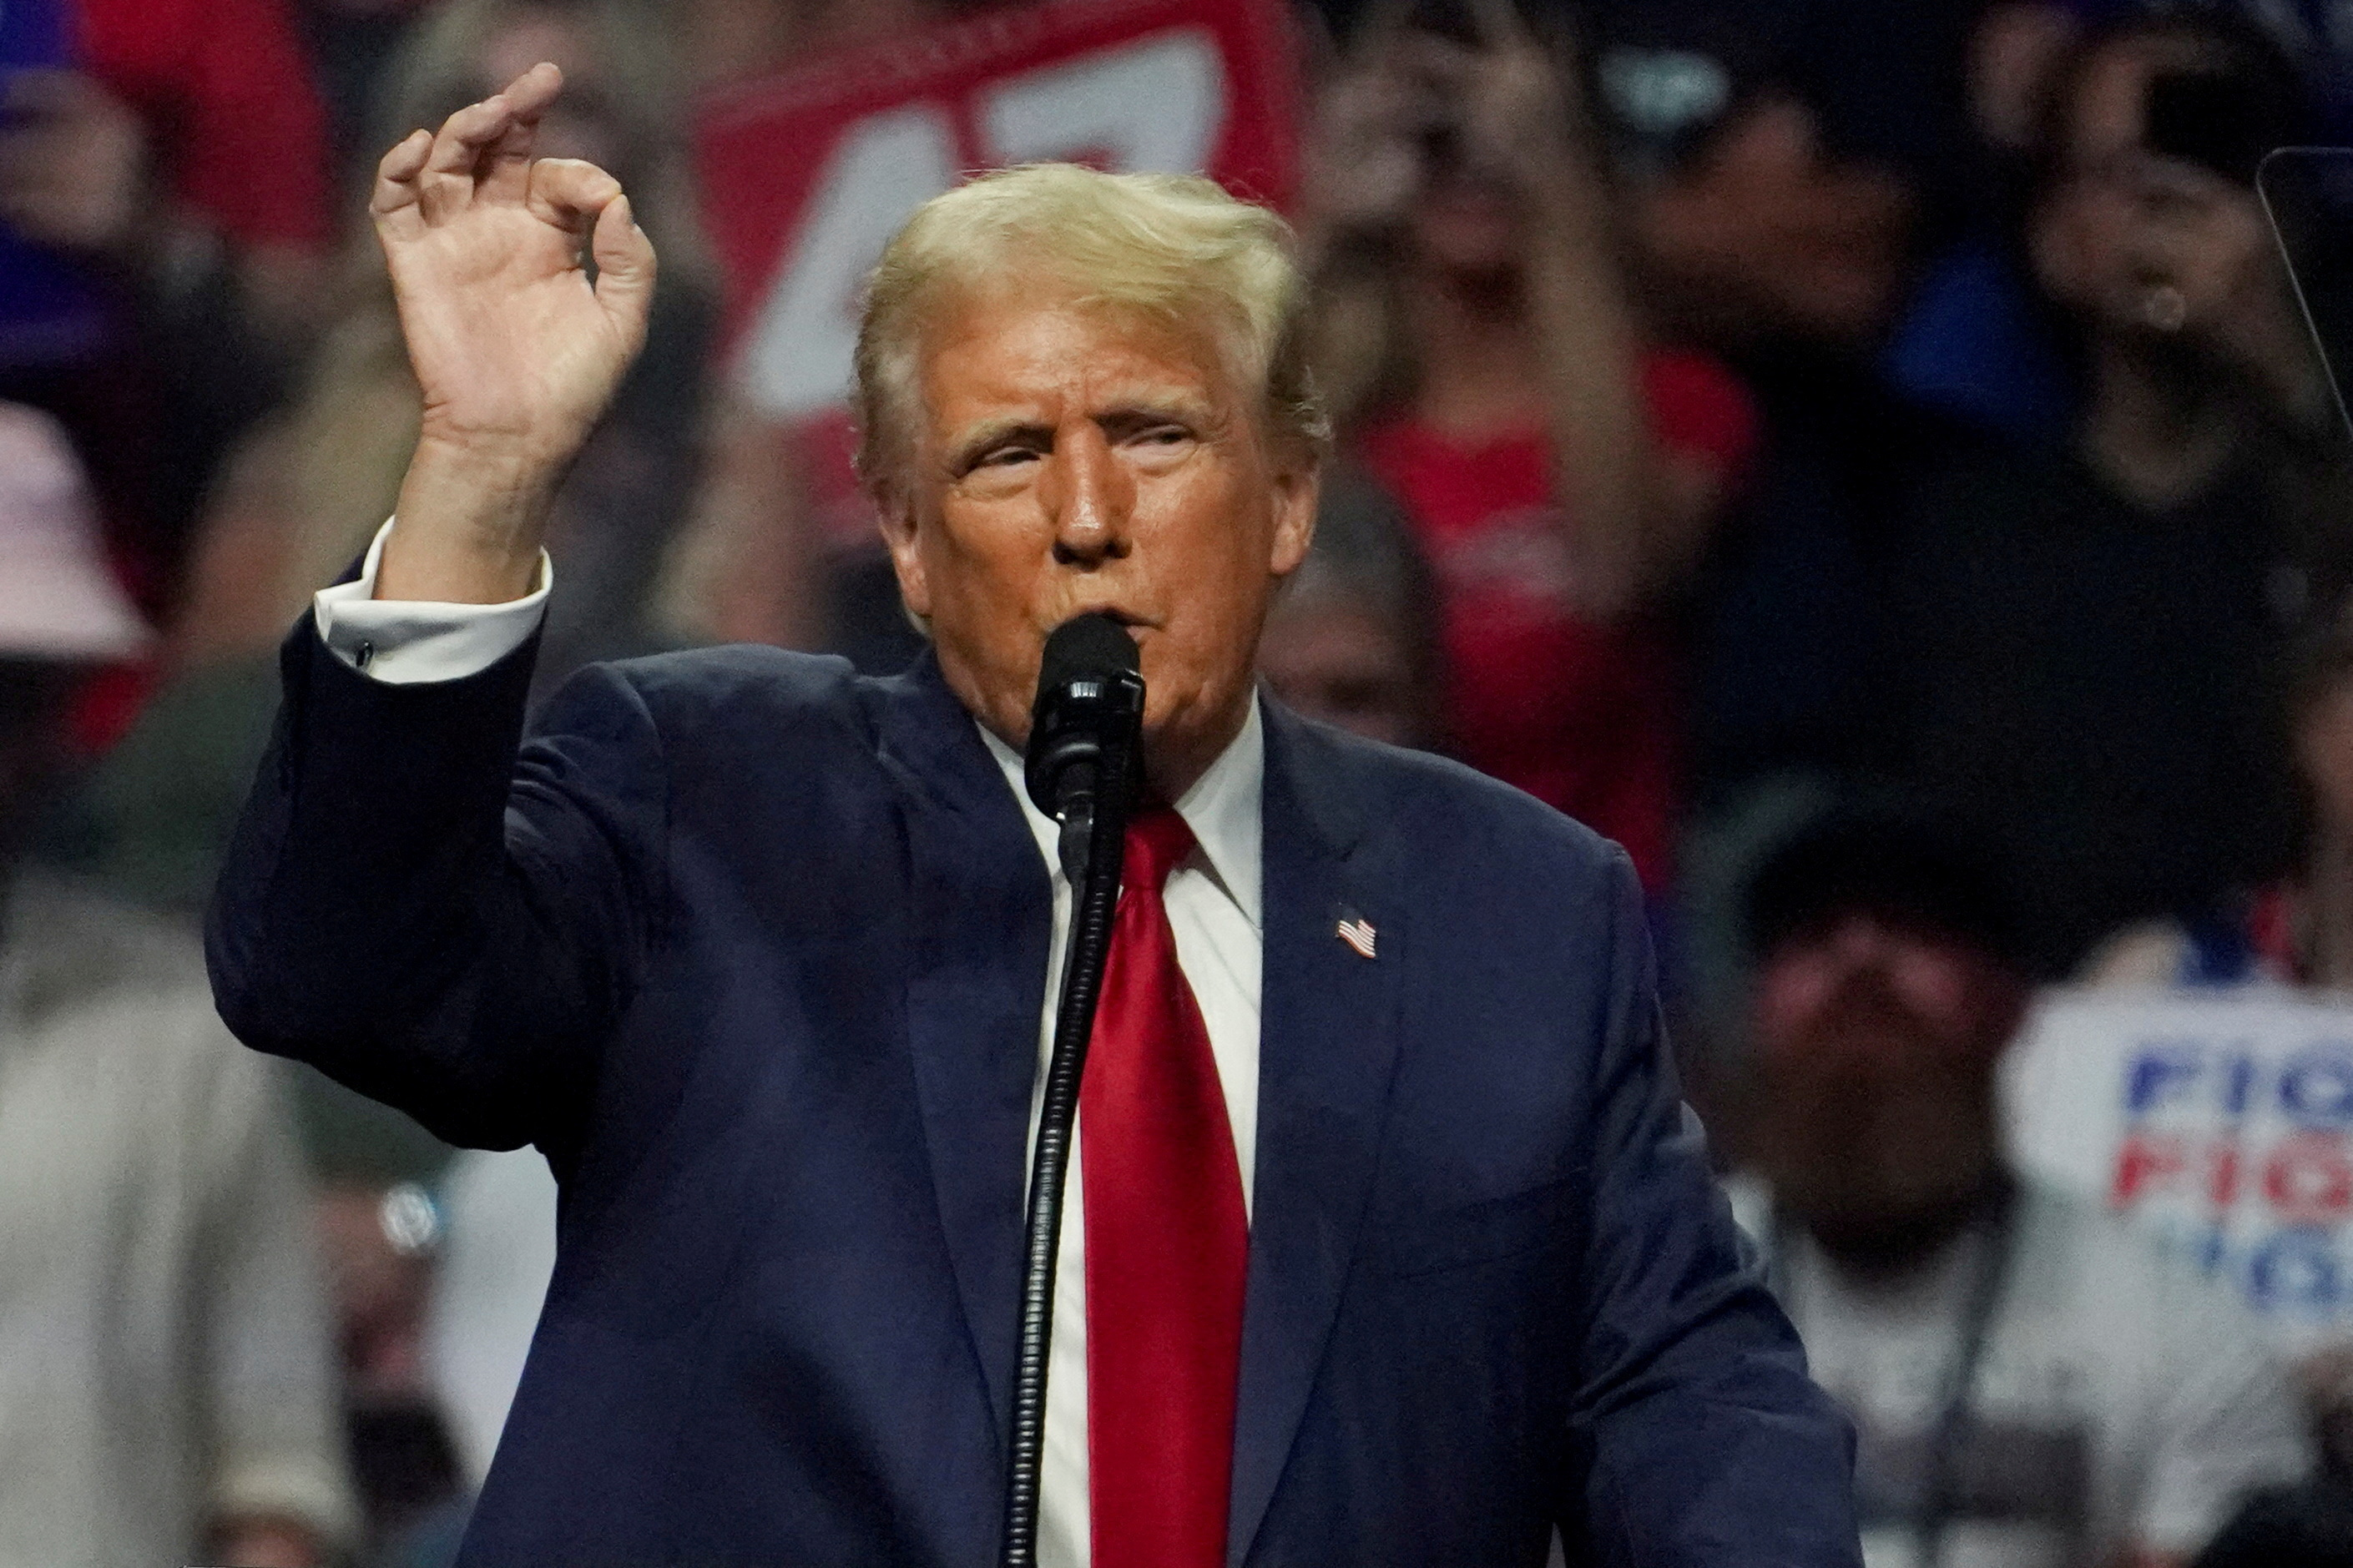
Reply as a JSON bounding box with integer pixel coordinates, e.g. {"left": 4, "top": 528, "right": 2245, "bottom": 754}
{"left": 205, "top": 613, "right": 668, "bottom": 1156}
{"left": 1560, "top": 850, "right": 1861, "bottom": 1567}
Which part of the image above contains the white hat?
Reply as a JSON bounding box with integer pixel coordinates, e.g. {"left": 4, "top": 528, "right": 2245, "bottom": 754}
{"left": 0, "top": 401, "right": 153, "bottom": 660}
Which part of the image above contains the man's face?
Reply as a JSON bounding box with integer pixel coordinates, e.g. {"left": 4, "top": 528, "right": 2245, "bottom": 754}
{"left": 1745, "top": 908, "right": 2025, "bottom": 1258}
{"left": 1633, "top": 97, "right": 1917, "bottom": 347}
{"left": 881, "top": 289, "right": 1319, "bottom": 789}
{"left": 2033, "top": 42, "right": 2285, "bottom": 355}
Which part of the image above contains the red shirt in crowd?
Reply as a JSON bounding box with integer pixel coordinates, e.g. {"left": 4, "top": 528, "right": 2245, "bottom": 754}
{"left": 74, "top": 0, "right": 334, "bottom": 250}
{"left": 1356, "top": 350, "right": 1758, "bottom": 889}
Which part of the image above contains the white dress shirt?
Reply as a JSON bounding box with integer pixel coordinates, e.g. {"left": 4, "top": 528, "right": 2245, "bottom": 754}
{"left": 318, "top": 518, "right": 1265, "bottom": 1567}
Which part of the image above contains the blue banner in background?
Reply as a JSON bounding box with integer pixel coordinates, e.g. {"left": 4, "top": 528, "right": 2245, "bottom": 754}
{"left": 0, "top": 0, "right": 72, "bottom": 66}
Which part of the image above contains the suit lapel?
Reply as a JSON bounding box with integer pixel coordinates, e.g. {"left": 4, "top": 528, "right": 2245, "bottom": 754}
{"left": 1228, "top": 704, "right": 1404, "bottom": 1566}
{"left": 878, "top": 651, "right": 1052, "bottom": 1457}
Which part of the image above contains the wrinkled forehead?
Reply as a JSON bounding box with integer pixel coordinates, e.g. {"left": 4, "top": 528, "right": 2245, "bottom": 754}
{"left": 910, "top": 279, "right": 1249, "bottom": 431}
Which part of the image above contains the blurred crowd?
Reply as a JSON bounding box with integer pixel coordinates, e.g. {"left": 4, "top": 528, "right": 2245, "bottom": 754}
{"left": 8, "top": 0, "right": 2353, "bottom": 1563}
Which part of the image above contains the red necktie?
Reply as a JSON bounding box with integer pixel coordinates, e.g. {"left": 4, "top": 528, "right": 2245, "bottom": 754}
{"left": 1082, "top": 804, "right": 1249, "bottom": 1568}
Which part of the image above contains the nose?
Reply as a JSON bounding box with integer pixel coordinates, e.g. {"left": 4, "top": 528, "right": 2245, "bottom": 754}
{"left": 1822, "top": 914, "right": 1901, "bottom": 976}
{"left": 1048, "top": 424, "right": 1134, "bottom": 567}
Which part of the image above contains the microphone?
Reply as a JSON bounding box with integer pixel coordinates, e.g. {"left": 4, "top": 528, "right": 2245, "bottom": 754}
{"left": 1001, "top": 611, "right": 1144, "bottom": 1568}
{"left": 1023, "top": 613, "right": 1144, "bottom": 878}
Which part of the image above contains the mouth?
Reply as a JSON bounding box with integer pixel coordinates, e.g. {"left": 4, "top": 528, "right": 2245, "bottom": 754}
{"left": 1063, "top": 606, "right": 1156, "bottom": 634}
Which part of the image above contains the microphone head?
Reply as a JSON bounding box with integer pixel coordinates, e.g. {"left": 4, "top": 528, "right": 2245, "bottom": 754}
{"left": 1024, "top": 613, "right": 1144, "bottom": 821}
{"left": 1037, "top": 612, "right": 1140, "bottom": 693}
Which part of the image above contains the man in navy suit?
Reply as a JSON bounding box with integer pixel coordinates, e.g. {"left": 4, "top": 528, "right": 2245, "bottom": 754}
{"left": 208, "top": 63, "right": 1859, "bottom": 1568}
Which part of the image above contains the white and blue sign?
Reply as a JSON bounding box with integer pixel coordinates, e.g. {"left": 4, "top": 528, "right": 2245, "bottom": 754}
{"left": 2006, "top": 989, "right": 2353, "bottom": 1346}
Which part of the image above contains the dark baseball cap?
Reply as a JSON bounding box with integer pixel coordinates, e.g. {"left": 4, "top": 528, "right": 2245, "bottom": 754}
{"left": 1742, "top": 794, "right": 2025, "bottom": 966}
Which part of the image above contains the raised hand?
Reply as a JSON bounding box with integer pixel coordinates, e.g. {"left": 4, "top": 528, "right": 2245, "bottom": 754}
{"left": 1301, "top": 43, "right": 1431, "bottom": 236}
{"left": 1452, "top": 0, "right": 1584, "bottom": 197}
{"left": 372, "top": 63, "right": 656, "bottom": 602}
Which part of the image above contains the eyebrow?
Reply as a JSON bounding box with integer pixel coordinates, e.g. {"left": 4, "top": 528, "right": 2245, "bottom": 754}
{"left": 1098, "top": 395, "right": 1220, "bottom": 436}
{"left": 943, "top": 416, "right": 1045, "bottom": 476}
{"left": 940, "top": 391, "right": 1221, "bottom": 475}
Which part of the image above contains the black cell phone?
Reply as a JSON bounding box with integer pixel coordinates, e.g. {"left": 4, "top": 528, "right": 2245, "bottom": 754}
{"left": 2148, "top": 69, "right": 2285, "bottom": 187}
{"left": 2260, "top": 147, "right": 2353, "bottom": 441}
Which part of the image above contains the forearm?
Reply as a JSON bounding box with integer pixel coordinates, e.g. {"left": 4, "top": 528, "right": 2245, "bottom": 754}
{"left": 380, "top": 437, "right": 559, "bottom": 602}
{"left": 1518, "top": 159, "right": 1670, "bottom": 620}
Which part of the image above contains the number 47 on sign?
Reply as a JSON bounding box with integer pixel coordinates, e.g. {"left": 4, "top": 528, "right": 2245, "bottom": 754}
{"left": 694, "top": 0, "right": 1302, "bottom": 425}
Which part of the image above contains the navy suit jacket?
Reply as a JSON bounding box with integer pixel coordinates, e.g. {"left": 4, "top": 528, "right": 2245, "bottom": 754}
{"left": 209, "top": 620, "right": 1860, "bottom": 1567}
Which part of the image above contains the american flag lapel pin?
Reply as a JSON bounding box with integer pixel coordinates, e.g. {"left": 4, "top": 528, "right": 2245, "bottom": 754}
{"left": 1333, "top": 905, "right": 1377, "bottom": 960}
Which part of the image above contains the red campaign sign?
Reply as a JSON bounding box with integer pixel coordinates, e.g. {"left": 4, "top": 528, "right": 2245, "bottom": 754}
{"left": 694, "top": 0, "right": 1304, "bottom": 424}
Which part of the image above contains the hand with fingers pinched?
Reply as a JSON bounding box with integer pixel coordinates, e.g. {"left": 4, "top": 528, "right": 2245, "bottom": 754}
{"left": 372, "top": 63, "right": 655, "bottom": 603}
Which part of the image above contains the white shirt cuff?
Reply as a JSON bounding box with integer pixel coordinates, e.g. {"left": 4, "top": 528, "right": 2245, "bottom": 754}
{"left": 312, "top": 517, "right": 551, "bottom": 685}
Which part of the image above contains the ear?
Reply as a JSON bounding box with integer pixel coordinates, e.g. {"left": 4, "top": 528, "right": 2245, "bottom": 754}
{"left": 1266, "top": 452, "right": 1321, "bottom": 580}
{"left": 876, "top": 491, "right": 933, "bottom": 619}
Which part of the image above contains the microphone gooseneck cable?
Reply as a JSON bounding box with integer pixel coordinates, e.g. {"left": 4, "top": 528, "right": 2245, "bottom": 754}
{"left": 1000, "top": 613, "right": 1144, "bottom": 1568}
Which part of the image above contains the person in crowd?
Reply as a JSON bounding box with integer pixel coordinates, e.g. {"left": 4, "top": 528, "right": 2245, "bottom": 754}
{"left": 1582, "top": 0, "right": 1960, "bottom": 804}
{"left": 425, "top": 1150, "right": 560, "bottom": 1496}
{"left": 1255, "top": 464, "right": 1444, "bottom": 749}
{"left": 316, "top": 1176, "right": 469, "bottom": 1552}
{"left": 0, "top": 0, "right": 335, "bottom": 352}
{"left": 2197, "top": 1344, "right": 2353, "bottom": 1568}
{"left": 1712, "top": 794, "right": 2312, "bottom": 1568}
{"left": 0, "top": 402, "right": 356, "bottom": 1568}
{"left": 47, "top": 0, "right": 719, "bottom": 915}
{"left": 1302, "top": 0, "right": 1758, "bottom": 886}
{"left": 1882, "top": 0, "right": 2085, "bottom": 445}
{"left": 371, "top": 1146, "right": 564, "bottom": 1568}
{"left": 2086, "top": 602, "right": 2353, "bottom": 988}
{"left": 1, "top": 0, "right": 338, "bottom": 612}
{"left": 1883, "top": 8, "right": 2341, "bottom": 977}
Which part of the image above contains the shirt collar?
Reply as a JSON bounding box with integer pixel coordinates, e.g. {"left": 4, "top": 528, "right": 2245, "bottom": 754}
{"left": 980, "top": 697, "right": 1264, "bottom": 932}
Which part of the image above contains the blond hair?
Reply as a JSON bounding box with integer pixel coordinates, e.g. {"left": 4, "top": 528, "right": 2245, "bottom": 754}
{"left": 853, "top": 164, "right": 1328, "bottom": 501}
